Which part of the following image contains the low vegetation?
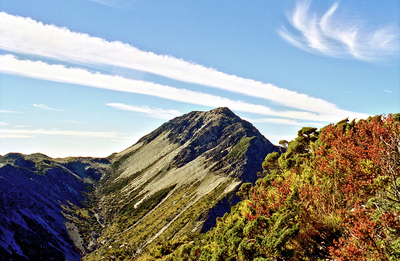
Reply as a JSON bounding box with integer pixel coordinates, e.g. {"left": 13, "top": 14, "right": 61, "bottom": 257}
{"left": 61, "top": 111, "right": 399, "bottom": 260}
{"left": 140, "top": 114, "right": 400, "bottom": 260}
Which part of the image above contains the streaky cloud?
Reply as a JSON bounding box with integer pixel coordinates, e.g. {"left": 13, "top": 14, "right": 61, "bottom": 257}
{"left": 88, "top": 0, "right": 128, "bottom": 8}
{"left": 248, "top": 117, "right": 323, "bottom": 127}
{"left": 62, "top": 120, "right": 81, "bottom": 123}
{"left": 33, "top": 103, "right": 64, "bottom": 111}
{"left": 0, "top": 110, "right": 21, "bottom": 113}
{"left": 0, "top": 55, "right": 368, "bottom": 122}
{"left": 14, "top": 125, "right": 33, "bottom": 128}
{"left": 0, "top": 134, "right": 33, "bottom": 138}
{"left": 0, "top": 12, "right": 363, "bottom": 117}
{"left": 279, "top": 1, "right": 400, "bottom": 61}
{"left": 263, "top": 134, "right": 299, "bottom": 145}
{"left": 106, "top": 103, "right": 181, "bottom": 119}
{"left": 0, "top": 128, "right": 124, "bottom": 138}
{"left": 248, "top": 117, "right": 303, "bottom": 126}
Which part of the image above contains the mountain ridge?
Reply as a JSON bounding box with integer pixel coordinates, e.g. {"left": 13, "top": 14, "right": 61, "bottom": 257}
{"left": 0, "top": 107, "right": 281, "bottom": 260}
{"left": 84, "top": 107, "right": 280, "bottom": 260}
{"left": 0, "top": 154, "right": 111, "bottom": 260}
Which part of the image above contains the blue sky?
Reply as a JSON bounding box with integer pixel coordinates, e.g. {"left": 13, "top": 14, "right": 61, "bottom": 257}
{"left": 0, "top": 0, "right": 399, "bottom": 157}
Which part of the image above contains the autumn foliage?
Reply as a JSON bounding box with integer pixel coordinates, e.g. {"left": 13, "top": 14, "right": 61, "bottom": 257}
{"left": 142, "top": 114, "right": 400, "bottom": 260}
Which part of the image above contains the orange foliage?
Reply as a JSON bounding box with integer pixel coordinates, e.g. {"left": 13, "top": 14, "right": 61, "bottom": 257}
{"left": 247, "top": 115, "right": 400, "bottom": 259}
{"left": 315, "top": 115, "right": 399, "bottom": 259}
{"left": 330, "top": 203, "right": 386, "bottom": 261}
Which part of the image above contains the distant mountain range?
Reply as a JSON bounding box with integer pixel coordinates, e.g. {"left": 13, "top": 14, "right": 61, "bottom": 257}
{"left": 0, "top": 107, "right": 280, "bottom": 260}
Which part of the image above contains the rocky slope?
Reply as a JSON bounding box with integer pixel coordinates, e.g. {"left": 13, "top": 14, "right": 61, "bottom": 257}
{"left": 84, "top": 107, "right": 280, "bottom": 260}
{"left": 0, "top": 153, "right": 110, "bottom": 260}
{"left": 0, "top": 107, "right": 281, "bottom": 260}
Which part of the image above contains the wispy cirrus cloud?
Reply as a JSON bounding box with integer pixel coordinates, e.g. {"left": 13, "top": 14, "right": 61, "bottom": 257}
{"left": 0, "top": 12, "right": 367, "bottom": 117}
{"left": 263, "top": 134, "right": 300, "bottom": 145}
{"left": 0, "top": 110, "right": 21, "bottom": 113}
{"left": 33, "top": 103, "right": 64, "bottom": 111}
{"left": 62, "top": 120, "right": 81, "bottom": 123}
{"left": 248, "top": 117, "right": 324, "bottom": 127}
{"left": 106, "top": 103, "right": 180, "bottom": 119}
{"left": 14, "top": 125, "right": 33, "bottom": 128}
{"left": 0, "top": 55, "right": 369, "bottom": 122}
{"left": 279, "top": 1, "right": 400, "bottom": 61}
{"left": 250, "top": 117, "right": 303, "bottom": 126}
{"left": 0, "top": 134, "right": 33, "bottom": 139}
{"left": 0, "top": 128, "right": 124, "bottom": 139}
{"left": 88, "top": 0, "right": 128, "bottom": 8}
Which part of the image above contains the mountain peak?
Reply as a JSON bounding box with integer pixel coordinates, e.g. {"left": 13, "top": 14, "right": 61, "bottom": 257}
{"left": 208, "top": 107, "right": 236, "bottom": 117}
{"left": 131, "top": 108, "right": 277, "bottom": 179}
{"left": 138, "top": 107, "right": 249, "bottom": 145}
{"left": 87, "top": 107, "right": 280, "bottom": 258}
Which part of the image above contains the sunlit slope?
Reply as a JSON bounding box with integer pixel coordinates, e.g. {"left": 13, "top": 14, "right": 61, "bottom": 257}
{"left": 85, "top": 107, "right": 279, "bottom": 260}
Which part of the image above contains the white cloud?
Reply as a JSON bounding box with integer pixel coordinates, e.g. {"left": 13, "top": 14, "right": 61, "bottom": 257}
{"left": 263, "top": 134, "right": 298, "bottom": 145}
{"left": 279, "top": 1, "right": 400, "bottom": 61}
{"left": 106, "top": 103, "right": 180, "bottom": 119}
{"left": 249, "top": 118, "right": 303, "bottom": 126}
{"left": 248, "top": 117, "right": 324, "bottom": 126}
{"left": 0, "top": 55, "right": 369, "bottom": 122}
{"left": 88, "top": 0, "right": 127, "bottom": 8}
{"left": 0, "top": 122, "right": 8, "bottom": 126}
{"left": 0, "top": 134, "right": 33, "bottom": 138}
{"left": 33, "top": 103, "right": 64, "bottom": 111}
{"left": 0, "top": 12, "right": 368, "bottom": 116}
{"left": 0, "top": 128, "right": 124, "bottom": 139}
{"left": 14, "top": 125, "right": 33, "bottom": 128}
{"left": 0, "top": 110, "right": 20, "bottom": 113}
{"left": 63, "top": 120, "right": 81, "bottom": 123}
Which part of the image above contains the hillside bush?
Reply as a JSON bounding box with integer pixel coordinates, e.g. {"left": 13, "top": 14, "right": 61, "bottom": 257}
{"left": 142, "top": 114, "right": 400, "bottom": 260}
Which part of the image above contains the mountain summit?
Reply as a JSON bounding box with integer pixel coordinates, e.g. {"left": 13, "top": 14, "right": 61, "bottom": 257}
{"left": 135, "top": 107, "right": 277, "bottom": 182}
{"left": 85, "top": 107, "right": 280, "bottom": 259}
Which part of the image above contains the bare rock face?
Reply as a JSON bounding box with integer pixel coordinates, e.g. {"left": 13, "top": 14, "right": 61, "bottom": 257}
{"left": 86, "top": 107, "right": 280, "bottom": 260}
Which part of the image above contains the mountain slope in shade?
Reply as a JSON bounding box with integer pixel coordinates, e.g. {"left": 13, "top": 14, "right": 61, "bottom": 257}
{"left": 84, "top": 107, "right": 280, "bottom": 260}
{"left": 0, "top": 153, "right": 110, "bottom": 260}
